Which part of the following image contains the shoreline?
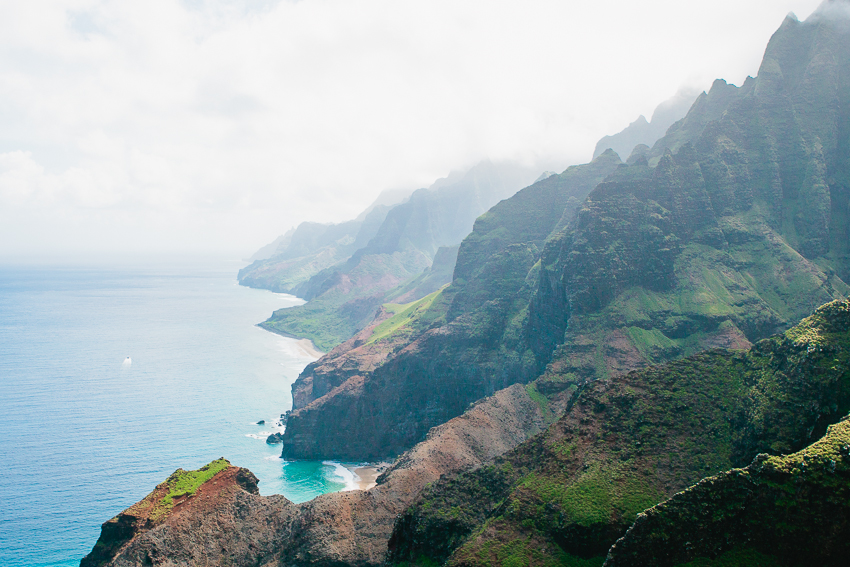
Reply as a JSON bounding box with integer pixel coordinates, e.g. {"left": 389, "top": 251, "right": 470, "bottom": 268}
{"left": 294, "top": 338, "right": 324, "bottom": 359}
{"left": 256, "top": 322, "right": 325, "bottom": 359}
{"left": 343, "top": 463, "right": 391, "bottom": 491}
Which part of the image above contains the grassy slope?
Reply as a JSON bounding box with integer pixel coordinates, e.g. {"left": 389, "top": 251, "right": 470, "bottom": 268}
{"left": 81, "top": 459, "right": 234, "bottom": 567}
{"left": 606, "top": 412, "right": 850, "bottom": 566}
{"left": 149, "top": 458, "right": 230, "bottom": 521}
{"left": 388, "top": 300, "right": 850, "bottom": 566}
{"left": 260, "top": 249, "right": 433, "bottom": 351}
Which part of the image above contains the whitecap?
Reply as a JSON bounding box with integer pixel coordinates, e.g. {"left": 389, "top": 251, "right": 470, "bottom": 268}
{"left": 323, "top": 461, "right": 359, "bottom": 491}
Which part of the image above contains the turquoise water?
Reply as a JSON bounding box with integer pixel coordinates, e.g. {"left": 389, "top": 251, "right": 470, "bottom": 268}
{"left": 0, "top": 261, "right": 356, "bottom": 567}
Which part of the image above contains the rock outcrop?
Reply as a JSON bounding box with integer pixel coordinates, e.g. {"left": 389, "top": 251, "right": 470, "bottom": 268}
{"left": 82, "top": 381, "right": 561, "bottom": 566}
{"left": 79, "top": 459, "right": 290, "bottom": 567}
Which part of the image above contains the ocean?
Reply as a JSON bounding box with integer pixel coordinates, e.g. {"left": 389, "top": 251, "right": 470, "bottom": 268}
{"left": 0, "top": 260, "right": 359, "bottom": 567}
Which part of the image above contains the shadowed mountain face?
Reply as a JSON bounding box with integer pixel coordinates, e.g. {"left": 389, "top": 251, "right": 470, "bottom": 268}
{"left": 605, "top": 416, "right": 850, "bottom": 566}
{"left": 280, "top": 151, "right": 623, "bottom": 459}
{"left": 387, "top": 299, "right": 850, "bottom": 566}
{"left": 278, "top": 6, "right": 850, "bottom": 463}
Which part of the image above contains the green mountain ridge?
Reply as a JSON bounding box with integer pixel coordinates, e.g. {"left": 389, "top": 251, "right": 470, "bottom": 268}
{"left": 386, "top": 299, "right": 850, "bottom": 566}
{"left": 592, "top": 87, "right": 700, "bottom": 161}
{"left": 605, "top": 417, "right": 850, "bottom": 566}
{"left": 80, "top": 299, "right": 850, "bottom": 567}
{"left": 278, "top": 4, "right": 850, "bottom": 462}
{"left": 279, "top": 150, "right": 623, "bottom": 459}
{"left": 81, "top": 3, "right": 850, "bottom": 565}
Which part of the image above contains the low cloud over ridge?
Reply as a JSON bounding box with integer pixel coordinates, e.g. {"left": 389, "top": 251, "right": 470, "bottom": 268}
{"left": 0, "top": 0, "right": 824, "bottom": 260}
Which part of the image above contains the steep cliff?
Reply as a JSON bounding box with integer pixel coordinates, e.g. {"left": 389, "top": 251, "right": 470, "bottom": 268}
{"left": 86, "top": 299, "right": 850, "bottom": 567}
{"left": 85, "top": 4, "right": 850, "bottom": 566}
{"left": 280, "top": 151, "right": 622, "bottom": 459}
{"left": 79, "top": 459, "right": 292, "bottom": 567}
{"left": 278, "top": 5, "right": 850, "bottom": 462}
{"left": 387, "top": 298, "right": 850, "bottom": 566}
{"left": 82, "top": 382, "right": 562, "bottom": 566}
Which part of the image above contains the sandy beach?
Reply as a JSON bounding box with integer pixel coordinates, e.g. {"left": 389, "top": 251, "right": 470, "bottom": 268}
{"left": 347, "top": 464, "right": 390, "bottom": 490}
{"left": 294, "top": 338, "right": 324, "bottom": 359}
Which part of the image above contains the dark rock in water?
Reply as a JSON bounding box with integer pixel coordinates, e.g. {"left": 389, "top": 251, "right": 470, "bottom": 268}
{"left": 266, "top": 432, "right": 284, "bottom": 444}
{"left": 82, "top": 384, "right": 552, "bottom": 567}
{"left": 256, "top": 420, "right": 265, "bottom": 425}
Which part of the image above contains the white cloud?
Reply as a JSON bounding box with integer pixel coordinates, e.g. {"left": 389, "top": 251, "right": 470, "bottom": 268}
{"left": 0, "top": 0, "right": 825, "bottom": 260}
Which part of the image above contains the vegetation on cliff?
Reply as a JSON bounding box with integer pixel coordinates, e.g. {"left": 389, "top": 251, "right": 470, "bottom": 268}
{"left": 605, "top": 414, "right": 850, "bottom": 566}
{"left": 280, "top": 151, "right": 622, "bottom": 459}
{"left": 84, "top": 4, "right": 850, "bottom": 566}
{"left": 151, "top": 458, "right": 230, "bottom": 521}
{"left": 387, "top": 299, "right": 850, "bottom": 566}
{"left": 279, "top": 5, "right": 850, "bottom": 463}
{"left": 80, "top": 459, "right": 256, "bottom": 567}
{"left": 245, "top": 161, "right": 539, "bottom": 350}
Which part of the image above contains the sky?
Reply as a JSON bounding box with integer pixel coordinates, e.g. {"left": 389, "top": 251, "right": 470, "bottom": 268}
{"left": 0, "top": 0, "right": 825, "bottom": 261}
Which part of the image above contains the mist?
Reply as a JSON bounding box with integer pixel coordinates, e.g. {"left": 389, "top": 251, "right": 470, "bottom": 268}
{"left": 0, "top": 0, "right": 824, "bottom": 262}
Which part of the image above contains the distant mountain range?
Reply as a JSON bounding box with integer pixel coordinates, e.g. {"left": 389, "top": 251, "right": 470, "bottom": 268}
{"left": 239, "top": 160, "right": 544, "bottom": 350}
{"left": 84, "top": 3, "right": 850, "bottom": 565}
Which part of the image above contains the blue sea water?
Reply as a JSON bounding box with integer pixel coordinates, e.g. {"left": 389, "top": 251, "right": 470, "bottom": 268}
{"left": 0, "top": 260, "right": 356, "bottom": 567}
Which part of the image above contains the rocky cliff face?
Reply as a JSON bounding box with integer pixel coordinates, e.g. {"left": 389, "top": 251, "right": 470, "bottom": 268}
{"left": 279, "top": 152, "right": 622, "bottom": 460}
{"left": 80, "top": 459, "right": 293, "bottom": 567}
{"left": 88, "top": 298, "right": 850, "bottom": 566}
{"left": 278, "top": 5, "right": 850, "bottom": 464}
{"left": 387, "top": 298, "right": 850, "bottom": 566}
{"left": 83, "top": 383, "right": 560, "bottom": 567}
{"left": 531, "top": 4, "right": 850, "bottom": 383}
{"left": 84, "top": 5, "right": 850, "bottom": 565}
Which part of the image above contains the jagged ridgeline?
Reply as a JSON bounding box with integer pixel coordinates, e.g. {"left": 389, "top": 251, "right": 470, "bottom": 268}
{"left": 279, "top": 5, "right": 850, "bottom": 462}
{"left": 605, "top": 417, "right": 850, "bottom": 567}
{"left": 387, "top": 299, "right": 850, "bottom": 566}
